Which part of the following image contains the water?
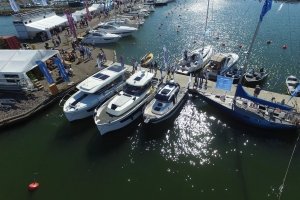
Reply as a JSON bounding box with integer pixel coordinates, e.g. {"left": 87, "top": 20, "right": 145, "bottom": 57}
{"left": 1, "top": 0, "right": 300, "bottom": 199}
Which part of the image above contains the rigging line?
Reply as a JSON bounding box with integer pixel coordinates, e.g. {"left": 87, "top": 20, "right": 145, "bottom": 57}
{"left": 287, "top": 3, "right": 292, "bottom": 58}
{"left": 278, "top": 131, "right": 300, "bottom": 200}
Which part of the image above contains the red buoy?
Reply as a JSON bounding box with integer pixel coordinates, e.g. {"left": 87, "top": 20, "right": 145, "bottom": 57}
{"left": 238, "top": 44, "right": 243, "bottom": 48}
{"left": 28, "top": 182, "right": 40, "bottom": 191}
{"left": 267, "top": 40, "right": 272, "bottom": 44}
{"left": 221, "top": 43, "right": 226, "bottom": 47}
{"left": 282, "top": 45, "right": 288, "bottom": 49}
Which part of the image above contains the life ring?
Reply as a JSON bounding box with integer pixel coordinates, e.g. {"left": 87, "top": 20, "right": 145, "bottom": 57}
{"left": 28, "top": 182, "right": 40, "bottom": 191}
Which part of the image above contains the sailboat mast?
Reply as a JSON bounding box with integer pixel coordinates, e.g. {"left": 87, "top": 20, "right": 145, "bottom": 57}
{"left": 238, "top": 21, "right": 262, "bottom": 84}
{"left": 203, "top": 0, "right": 210, "bottom": 48}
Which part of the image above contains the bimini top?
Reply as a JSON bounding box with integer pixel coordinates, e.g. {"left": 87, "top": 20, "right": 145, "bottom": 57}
{"left": 126, "top": 70, "right": 154, "bottom": 87}
{"left": 76, "top": 64, "right": 126, "bottom": 94}
{"left": 210, "top": 53, "right": 227, "bottom": 63}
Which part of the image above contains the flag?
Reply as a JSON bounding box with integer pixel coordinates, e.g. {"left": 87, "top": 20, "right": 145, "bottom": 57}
{"left": 36, "top": 61, "right": 54, "bottom": 84}
{"left": 85, "top": 0, "right": 92, "bottom": 21}
{"left": 54, "top": 58, "right": 70, "bottom": 82}
{"left": 65, "top": 11, "right": 77, "bottom": 39}
{"left": 260, "top": 0, "right": 272, "bottom": 21}
{"left": 9, "top": 0, "right": 20, "bottom": 12}
{"left": 215, "top": 75, "right": 233, "bottom": 92}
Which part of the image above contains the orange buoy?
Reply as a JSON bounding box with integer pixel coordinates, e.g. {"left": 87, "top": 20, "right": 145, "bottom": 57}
{"left": 282, "top": 45, "right": 288, "bottom": 49}
{"left": 28, "top": 182, "right": 40, "bottom": 191}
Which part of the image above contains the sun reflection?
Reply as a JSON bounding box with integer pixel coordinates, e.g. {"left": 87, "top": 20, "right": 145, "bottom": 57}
{"left": 160, "top": 100, "right": 219, "bottom": 166}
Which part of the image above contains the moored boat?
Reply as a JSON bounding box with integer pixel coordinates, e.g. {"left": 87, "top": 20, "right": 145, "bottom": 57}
{"left": 94, "top": 70, "right": 161, "bottom": 135}
{"left": 143, "top": 80, "right": 188, "bottom": 124}
{"left": 176, "top": 45, "right": 213, "bottom": 75}
{"left": 243, "top": 67, "right": 268, "bottom": 87}
{"left": 224, "top": 65, "right": 244, "bottom": 84}
{"left": 82, "top": 30, "right": 121, "bottom": 44}
{"left": 203, "top": 53, "right": 239, "bottom": 81}
{"left": 140, "top": 52, "right": 154, "bottom": 67}
{"left": 61, "top": 64, "right": 127, "bottom": 122}
{"left": 286, "top": 75, "right": 299, "bottom": 96}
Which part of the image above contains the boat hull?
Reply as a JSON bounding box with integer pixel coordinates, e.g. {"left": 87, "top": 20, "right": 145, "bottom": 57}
{"left": 143, "top": 91, "right": 187, "bottom": 124}
{"left": 96, "top": 106, "right": 143, "bottom": 135}
{"left": 196, "top": 91, "right": 298, "bottom": 130}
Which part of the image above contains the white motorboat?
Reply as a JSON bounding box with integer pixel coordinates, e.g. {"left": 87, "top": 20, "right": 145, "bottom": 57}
{"left": 95, "top": 23, "right": 138, "bottom": 37}
{"left": 82, "top": 30, "right": 121, "bottom": 44}
{"left": 286, "top": 75, "right": 299, "bottom": 96}
{"left": 176, "top": 45, "right": 213, "bottom": 75}
{"left": 143, "top": 80, "right": 188, "bottom": 124}
{"left": 203, "top": 53, "right": 239, "bottom": 81}
{"left": 94, "top": 71, "right": 160, "bottom": 135}
{"left": 61, "top": 64, "right": 127, "bottom": 122}
{"left": 105, "top": 19, "right": 140, "bottom": 28}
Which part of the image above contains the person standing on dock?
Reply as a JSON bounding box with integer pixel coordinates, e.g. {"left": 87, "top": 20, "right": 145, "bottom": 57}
{"left": 253, "top": 85, "right": 261, "bottom": 97}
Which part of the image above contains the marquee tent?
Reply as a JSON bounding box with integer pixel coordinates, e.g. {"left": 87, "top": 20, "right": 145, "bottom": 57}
{"left": 0, "top": 50, "right": 60, "bottom": 89}
{"left": 25, "top": 15, "right": 67, "bottom": 31}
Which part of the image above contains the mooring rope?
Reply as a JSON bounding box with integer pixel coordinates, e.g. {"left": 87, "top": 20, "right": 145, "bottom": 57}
{"left": 278, "top": 131, "right": 300, "bottom": 200}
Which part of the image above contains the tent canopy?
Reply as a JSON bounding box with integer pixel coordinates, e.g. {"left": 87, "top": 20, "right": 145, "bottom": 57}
{"left": 25, "top": 15, "right": 67, "bottom": 31}
{"left": 0, "top": 50, "right": 59, "bottom": 74}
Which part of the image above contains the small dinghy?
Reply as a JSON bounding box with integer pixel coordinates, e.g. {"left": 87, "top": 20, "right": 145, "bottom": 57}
{"left": 286, "top": 75, "right": 299, "bottom": 96}
{"left": 140, "top": 52, "right": 154, "bottom": 67}
{"left": 243, "top": 67, "right": 268, "bottom": 87}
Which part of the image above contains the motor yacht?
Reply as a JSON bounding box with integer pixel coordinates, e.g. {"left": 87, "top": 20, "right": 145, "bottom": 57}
{"left": 95, "top": 23, "right": 138, "bottom": 37}
{"left": 203, "top": 53, "right": 239, "bottom": 81}
{"left": 61, "top": 64, "right": 127, "bottom": 122}
{"left": 94, "top": 71, "right": 160, "bottom": 135}
{"left": 82, "top": 30, "right": 121, "bottom": 44}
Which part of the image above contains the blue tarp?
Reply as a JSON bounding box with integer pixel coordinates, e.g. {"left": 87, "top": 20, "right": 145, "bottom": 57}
{"left": 235, "top": 84, "right": 293, "bottom": 111}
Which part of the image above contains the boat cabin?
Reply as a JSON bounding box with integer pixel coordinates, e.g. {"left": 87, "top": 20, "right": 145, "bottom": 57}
{"left": 76, "top": 64, "right": 126, "bottom": 94}
{"left": 154, "top": 82, "right": 179, "bottom": 104}
{"left": 124, "top": 71, "right": 154, "bottom": 96}
{"left": 206, "top": 53, "right": 227, "bottom": 72}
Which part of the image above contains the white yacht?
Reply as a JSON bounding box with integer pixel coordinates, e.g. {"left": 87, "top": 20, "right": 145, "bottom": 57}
{"left": 95, "top": 23, "right": 138, "bottom": 37}
{"left": 82, "top": 30, "right": 121, "bottom": 44}
{"left": 105, "top": 19, "right": 140, "bottom": 28}
{"left": 143, "top": 80, "right": 188, "bottom": 124}
{"left": 62, "top": 64, "right": 127, "bottom": 122}
{"left": 94, "top": 71, "right": 160, "bottom": 135}
{"left": 286, "top": 75, "right": 299, "bottom": 96}
{"left": 176, "top": 45, "right": 213, "bottom": 74}
{"left": 203, "top": 53, "right": 239, "bottom": 80}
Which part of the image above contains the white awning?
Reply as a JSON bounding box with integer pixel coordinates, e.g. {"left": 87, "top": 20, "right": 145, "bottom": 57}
{"left": 25, "top": 15, "right": 67, "bottom": 31}
{"left": 0, "top": 50, "right": 59, "bottom": 74}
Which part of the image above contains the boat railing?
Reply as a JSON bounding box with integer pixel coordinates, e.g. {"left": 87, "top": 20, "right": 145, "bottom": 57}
{"left": 58, "top": 88, "right": 78, "bottom": 108}
{"left": 235, "top": 98, "right": 300, "bottom": 125}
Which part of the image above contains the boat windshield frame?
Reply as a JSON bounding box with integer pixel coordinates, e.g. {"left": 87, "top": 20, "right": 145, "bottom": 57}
{"left": 123, "top": 82, "right": 151, "bottom": 96}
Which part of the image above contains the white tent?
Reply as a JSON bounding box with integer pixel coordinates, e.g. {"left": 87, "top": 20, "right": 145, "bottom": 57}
{"left": 25, "top": 15, "right": 68, "bottom": 31}
{"left": 72, "top": 4, "right": 105, "bottom": 21}
{"left": 0, "top": 50, "right": 59, "bottom": 89}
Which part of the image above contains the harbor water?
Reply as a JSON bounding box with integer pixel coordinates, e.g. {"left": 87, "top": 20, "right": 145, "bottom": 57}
{"left": 1, "top": 0, "right": 300, "bottom": 199}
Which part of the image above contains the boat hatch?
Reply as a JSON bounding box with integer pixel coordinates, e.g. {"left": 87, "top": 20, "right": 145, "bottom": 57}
{"left": 93, "top": 73, "right": 109, "bottom": 80}
{"left": 107, "top": 65, "right": 125, "bottom": 72}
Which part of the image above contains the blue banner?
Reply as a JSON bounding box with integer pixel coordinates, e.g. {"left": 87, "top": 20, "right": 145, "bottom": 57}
{"left": 36, "top": 60, "right": 54, "bottom": 84}
{"left": 260, "top": 0, "right": 272, "bottom": 22}
{"left": 54, "top": 58, "right": 69, "bottom": 82}
{"left": 215, "top": 75, "right": 233, "bottom": 92}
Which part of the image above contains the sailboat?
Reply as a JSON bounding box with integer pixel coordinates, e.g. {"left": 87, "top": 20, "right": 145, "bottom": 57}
{"left": 176, "top": 0, "right": 213, "bottom": 75}
{"left": 192, "top": 0, "right": 300, "bottom": 130}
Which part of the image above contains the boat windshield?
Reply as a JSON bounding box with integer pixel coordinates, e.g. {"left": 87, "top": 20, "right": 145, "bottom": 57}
{"left": 124, "top": 83, "right": 148, "bottom": 96}
{"left": 155, "top": 93, "right": 170, "bottom": 102}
